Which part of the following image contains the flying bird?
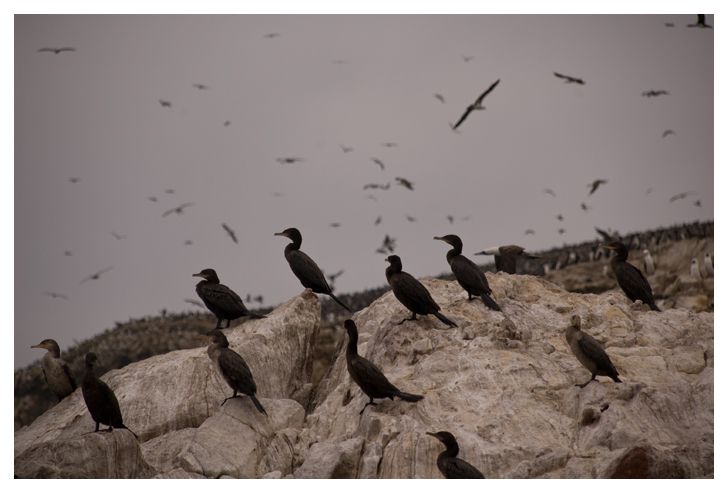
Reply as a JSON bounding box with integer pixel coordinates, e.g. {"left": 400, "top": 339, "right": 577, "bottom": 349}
{"left": 588, "top": 179, "right": 608, "bottom": 196}
{"left": 554, "top": 72, "right": 585, "bottom": 84}
{"left": 371, "top": 158, "right": 385, "bottom": 170}
{"left": 474, "top": 245, "right": 543, "bottom": 275}
{"left": 434, "top": 94, "right": 445, "bottom": 103}
{"left": 556, "top": 214, "right": 563, "bottom": 221}
{"left": 164, "top": 189, "right": 175, "bottom": 194}
{"left": 645, "top": 188, "right": 654, "bottom": 197}
{"left": 665, "top": 22, "right": 675, "bottom": 27}
{"left": 524, "top": 229, "right": 535, "bottom": 235}
{"left": 406, "top": 216, "right": 416, "bottom": 222}
{"left": 69, "top": 177, "right": 80, "bottom": 183}
{"left": 376, "top": 234, "right": 396, "bottom": 254}
{"left": 64, "top": 251, "right": 73, "bottom": 256}
{"left": 148, "top": 196, "right": 158, "bottom": 202}
{"left": 662, "top": 129, "right": 676, "bottom": 138}
{"left": 642, "top": 90, "right": 669, "bottom": 97}
{"left": 462, "top": 55, "right": 475, "bottom": 63}
{"left": 162, "top": 202, "right": 194, "bottom": 217}
{"left": 543, "top": 188, "right": 556, "bottom": 197}
{"left": 276, "top": 157, "right": 305, "bottom": 164}
{"left": 80, "top": 266, "right": 113, "bottom": 284}
{"left": 192, "top": 83, "right": 209, "bottom": 90}
{"left": 224, "top": 120, "right": 231, "bottom": 127}
{"left": 381, "top": 142, "right": 398, "bottom": 148}
{"left": 581, "top": 202, "right": 592, "bottom": 212}
{"left": 669, "top": 191, "right": 697, "bottom": 203}
{"left": 693, "top": 200, "right": 701, "bottom": 207}
{"left": 452, "top": 79, "right": 500, "bottom": 130}
{"left": 184, "top": 240, "right": 193, "bottom": 245}
{"left": 222, "top": 223, "right": 238, "bottom": 244}
{"left": 340, "top": 145, "right": 354, "bottom": 153}
{"left": 329, "top": 223, "right": 341, "bottom": 228}
{"left": 326, "top": 269, "right": 345, "bottom": 289}
{"left": 687, "top": 14, "right": 711, "bottom": 28}
{"left": 159, "top": 99, "right": 172, "bottom": 107}
{"left": 363, "top": 183, "right": 390, "bottom": 190}
{"left": 263, "top": 33, "right": 280, "bottom": 38}
{"left": 395, "top": 177, "right": 414, "bottom": 190}
{"left": 374, "top": 216, "right": 382, "bottom": 226}
{"left": 446, "top": 215, "right": 454, "bottom": 225}
{"left": 558, "top": 228, "right": 566, "bottom": 235}
{"left": 111, "top": 231, "right": 126, "bottom": 240}
{"left": 38, "top": 47, "right": 75, "bottom": 54}
{"left": 43, "top": 292, "right": 68, "bottom": 300}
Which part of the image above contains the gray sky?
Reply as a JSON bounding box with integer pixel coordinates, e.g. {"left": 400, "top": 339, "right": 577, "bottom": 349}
{"left": 15, "top": 15, "right": 713, "bottom": 369}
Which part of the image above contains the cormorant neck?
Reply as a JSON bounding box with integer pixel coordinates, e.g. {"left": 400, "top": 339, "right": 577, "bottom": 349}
{"left": 346, "top": 329, "right": 358, "bottom": 355}
{"left": 446, "top": 247, "right": 461, "bottom": 263}
{"left": 440, "top": 442, "right": 459, "bottom": 459}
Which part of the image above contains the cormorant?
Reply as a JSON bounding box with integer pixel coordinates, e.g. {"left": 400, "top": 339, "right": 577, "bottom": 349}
{"left": 565, "top": 315, "right": 621, "bottom": 388}
{"left": 588, "top": 179, "right": 608, "bottom": 195}
{"left": 642, "top": 90, "right": 670, "bottom": 97}
{"left": 80, "top": 266, "right": 113, "bottom": 284}
{"left": 203, "top": 330, "right": 267, "bottom": 415}
{"left": 669, "top": 191, "right": 697, "bottom": 203}
{"left": 81, "top": 353, "right": 138, "bottom": 438}
{"left": 395, "top": 177, "right": 414, "bottom": 190}
{"left": 343, "top": 320, "right": 423, "bottom": 414}
{"left": 687, "top": 14, "right": 711, "bottom": 28}
{"left": 385, "top": 255, "right": 457, "bottom": 327}
{"left": 162, "top": 202, "right": 194, "bottom": 217}
{"left": 474, "top": 245, "right": 542, "bottom": 275}
{"left": 599, "top": 242, "right": 660, "bottom": 311}
{"left": 426, "top": 431, "right": 485, "bottom": 479}
{"left": 38, "top": 47, "right": 75, "bottom": 54}
{"left": 554, "top": 72, "right": 585, "bottom": 84}
{"left": 643, "top": 249, "right": 656, "bottom": 276}
{"left": 192, "top": 269, "right": 266, "bottom": 328}
{"left": 31, "top": 339, "right": 77, "bottom": 401}
{"left": 452, "top": 79, "right": 500, "bottom": 130}
{"left": 274, "top": 228, "right": 352, "bottom": 312}
{"left": 434, "top": 235, "right": 501, "bottom": 311}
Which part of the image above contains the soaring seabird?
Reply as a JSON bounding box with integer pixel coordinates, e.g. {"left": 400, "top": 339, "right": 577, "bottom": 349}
{"left": 159, "top": 99, "right": 172, "bottom": 107}
{"left": 276, "top": 157, "right": 304, "bottom": 164}
{"left": 669, "top": 191, "right": 697, "bottom": 203}
{"left": 543, "top": 189, "right": 556, "bottom": 197}
{"left": 395, "top": 177, "right": 414, "bottom": 190}
{"left": 162, "top": 202, "right": 194, "bottom": 217}
{"left": 44, "top": 291, "right": 68, "bottom": 300}
{"left": 192, "top": 83, "right": 209, "bottom": 90}
{"left": 588, "top": 179, "right": 608, "bottom": 195}
{"left": 642, "top": 90, "right": 669, "bottom": 97}
{"left": 474, "top": 245, "right": 542, "bottom": 275}
{"left": 434, "top": 93, "right": 445, "bottom": 103}
{"left": 80, "top": 266, "right": 113, "bottom": 284}
{"left": 371, "top": 158, "right": 385, "bottom": 170}
{"left": 221, "top": 223, "right": 238, "bottom": 243}
{"left": 662, "top": 129, "right": 676, "bottom": 138}
{"left": 554, "top": 72, "right": 585, "bottom": 84}
{"left": 452, "top": 79, "right": 500, "bottom": 130}
{"left": 565, "top": 315, "right": 622, "bottom": 388}
{"left": 38, "top": 47, "right": 75, "bottom": 54}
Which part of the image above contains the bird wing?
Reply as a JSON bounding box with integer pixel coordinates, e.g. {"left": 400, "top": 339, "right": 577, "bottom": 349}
{"left": 38, "top": 48, "right": 56, "bottom": 52}
{"left": 452, "top": 107, "right": 473, "bottom": 130}
{"left": 58, "top": 47, "right": 75, "bottom": 52}
{"left": 62, "top": 361, "right": 78, "bottom": 391}
{"left": 200, "top": 283, "right": 247, "bottom": 313}
{"left": 445, "top": 458, "right": 486, "bottom": 479}
{"left": 554, "top": 72, "right": 566, "bottom": 79}
{"left": 450, "top": 255, "right": 490, "bottom": 296}
{"left": 288, "top": 250, "right": 331, "bottom": 293}
{"left": 162, "top": 207, "right": 176, "bottom": 217}
{"left": 473, "top": 79, "right": 500, "bottom": 105}
{"left": 577, "top": 333, "right": 616, "bottom": 374}
{"left": 217, "top": 348, "right": 256, "bottom": 394}
{"left": 615, "top": 262, "right": 654, "bottom": 302}
{"left": 349, "top": 355, "right": 399, "bottom": 395}
{"left": 392, "top": 272, "right": 440, "bottom": 312}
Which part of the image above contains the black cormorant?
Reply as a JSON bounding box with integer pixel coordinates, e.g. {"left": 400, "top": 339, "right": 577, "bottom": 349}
{"left": 565, "top": 315, "right": 622, "bottom": 388}
{"left": 588, "top": 179, "right": 608, "bottom": 195}
{"left": 343, "top": 320, "right": 423, "bottom": 414}
{"left": 434, "top": 235, "right": 501, "bottom": 311}
{"left": 452, "top": 79, "right": 500, "bottom": 130}
{"left": 385, "top": 255, "right": 457, "bottom": 327}
{"left": 203, "top": 330, "right": 267, "bottom": 415}
{"left": 554, "top": 72, "right": 585, "bottom": 84}
{"left": 193, "top": 269, "right": 266, "bottom": 328}
{"left": 474, "top": 245, "right": 542, "bottom": 274}
{"left": 81, "top": 353, "right": 137, "bottom": 438}
{"left": 426, "top": 431, "right": 485, "bottom": 479}
{"left": 274, "top": 228, "right": 352, "bottom": 312}
{"left": 31, "top": 339, "right": 77, "bottom": 401}
{"left": 599, "top": 242, "right": 660, "bottom": 311}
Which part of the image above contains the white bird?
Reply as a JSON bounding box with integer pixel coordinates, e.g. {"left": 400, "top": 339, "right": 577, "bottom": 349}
{"left": 704, "top": 253, "right": 713, "bottom": 277}
{"left": 690, "top": 258, "right": 701, "bottom": 279}
{"left": 643, "top": 250, "right": 655, "bottom": 276}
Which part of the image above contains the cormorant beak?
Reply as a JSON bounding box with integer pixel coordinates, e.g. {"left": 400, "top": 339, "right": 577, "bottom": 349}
{"left": 31, "top": 343, "right": 44, "bottom": 349}
{"left": 192, "top": 272, "right": 205, "bottom": 278}
{"left": 425, "top": 432, "right": 441, "bottom": 441}
{"left": 599, "top": 244, "right": 615, "bottom": 251}
{"left": 433, "top": 236, "right": 447, "bottom": 244}
{"left": 274, "top": 231, "right": 287, "bottom": 238}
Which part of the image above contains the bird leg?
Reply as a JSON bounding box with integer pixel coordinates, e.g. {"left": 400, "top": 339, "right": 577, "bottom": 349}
{"left": 576, "top": 375, "right": 597, "bottom": 388}
{"left": 225, "top": 319, "right": 231, "bottom": 328}
{"left": 215, "top": 319, "right": 222, "bottom": 329}
{"left": 220, "top": 392, "right": 242, "bottom": 407}
{"left": 397, "top": 313, "right": 418, "bottom": 325}
{"left": 359, "top": 398, "right": 378, "bottom": 415}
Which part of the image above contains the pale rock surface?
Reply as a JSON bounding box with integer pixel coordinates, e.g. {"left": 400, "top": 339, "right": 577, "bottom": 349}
{"left": 15, "top": 276, "right": 713, "bottom": 478}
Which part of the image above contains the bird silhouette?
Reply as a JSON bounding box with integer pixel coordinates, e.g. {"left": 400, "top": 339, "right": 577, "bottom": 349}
{"left": 159, "top": 99, "right": 172, "bottom": 107}
{"left": 381, "top": 142, "right": 398, "bottom": 148}
{"left": 406, "top": 216, "right": 416, "bottom": 222}
{"left": 642, "top": 90, "right": 669, "bottom": 97}
{"left": 524, "top": 229, "right": 535, "bottom": 235}
{"left": 44, "top": 291, "right": 68, "bottom": 300}
{"left": 452, "top": 79, "right": 500, "bottom": 130}
{"left": 329, "top": 223, "right": 341, "bottom": 228}
{"left": 581, "top": 203, "right": 592, "bottom": 212}
{"left": 340, "top": 145, "right": 354, "bottom": 153}
{"left": 80, "top": 266, "right": 113, "bottom": 284}
{"left": 111, "top": 232, "right": 126, "bottom": 240}
{"left": 222, "top": 223, "right": 238, "bottom": 244}
{"left": 665, "top": 22, "right": 675, "bottom": 27}
{"left": 164, "top": 189, "right": 175, "bottom": 194}
{"left": 224, "top": 120, "right": 231, "bottom": 127}
{"left": 263, "top": 33, "right": 280, "bottom": 38}
{"left": 192, "top": 83, "right": 209, "bottom": 90}
{"left": 395, "top": 177, "right": 414, "bottom": 190}
{"left": 371, "top": 158, "right": 385, "bottom": 170}
{"left": 543, "top": 188, "right": 556, "bottom": 197}
{"left": 38, "top": 47, "right": 75, "bottom": 54}
{"left": 276, "top": 157, "right": 304, "bottom": 164}
{"left": 363, "top": 183, "right": 390, "bottom": 190}
{"left": 588, "top": 179, "right": 608, "bottom": 195}
{"left": 434, "top": 94, "right": 445, "bottom": 103}
{"left": 669, "top": 191, "right": 697, "bottom": 203}
{"left": 462, "top": 55, "right": 475, "bottom": 63}
{"left": 554, "top": 72, "right": 585, "bottom": 84}
{"left": 662, "top": 129, "right": 676, "bottom": 138}
{"left": 69, "top": 177, "right": 80, "bottom": 183}
{"left": 374, "top": 216, "right": 382, "bottom": 226}
{"left": 184, "top": 298, "right": 205, "bottom": 308}
{"left": 447, "top": 215, "right": 454, "bottom": 225}
{"left": 162, "top": 202, "right": 194, "bottom": 217}
{"left": 556, "top": 214, "right": 563, "bottom": 221}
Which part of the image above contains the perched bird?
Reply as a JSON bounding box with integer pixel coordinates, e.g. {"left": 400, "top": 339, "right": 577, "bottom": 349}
{"left": 381, "top": 142, "right": 398, "bottom": 148}
{"left": 340, "top": 145, "right": 354, "bottom": 153}
{"left": 38, "top": 47, "right": 75, "bottom": 54}
{"left": 662, "top": 129, "right": 676, "bottom": 138}
{"left": 690, "top": 258, "right": 701, "bottom": 279}
{"left": 276, "top": 157, "right": 304, "bottom": 164}
{"left": 434, "top": 235, "right": 500, "bottom": 311}
{"left": 588, "top": 179, "right": 608, "bottom": 196}
{"left": 31, "top": 339, "right": 77, "bottom": 402}
{"left": 385, "top": 255, "right": 457, "bottom": 327}
{"left": 80, "top": 266, "right": 113, "bottom": 284}
{"left": 524, "top": 229, "right": 535, "bottom": 235}
{"left": 371, "top": 158, "right": 385, "bottom": 170}
{"left": 426, "top": 431, "right": 485, "bottom": 479}
{"left": 474, "top": 245, "right": 542, "bottom": 275}
{"left": 600, "top": 242, "right": 660, "bottom": 311}
{"left": 543, "top": 188, "right": 556, "bottom": 197}
{"left": 669, "top": 191, "right": 697, "bottom": 203}
{"left": 452, "top": 79, "right": 500, "bottom": 130}
{"left": 82, "top": 353, "right": 137, "bottom": 438}
{"left": 162, "top": 202, "right": 194, "bottom": 217}
{"left": 687, "top": 14, "right": 711, "bottom": 28}
{"left": 203, "top": 330, "right": 267, "bottom": 415}
{"left": 192, "top": 269, "right": 266, "bottom": 328}
{"left": 111, "top": 231, "right": 126, "bottom": 240}
{"left": 565, "top": 315, "right": 621, "bottom": 388}
{"left": 643, "top": 249, "right": 656, "bottom": 276}
{"left": 159, "top": 99, "right": 172, "bottom": 107}
{"left": 642, "top": 90, "right": 669, "bottom": 97}
{"left": 395, "top": 177, "right": 414, "bottom": 190}
{"left": 343, "top": 320, "right": 423, "bottom": 415}
{"left": 43, "top": 291, "right": 68, "bottom": 300}
{"left": 222, "top": 223, "right": 238, "bottom": 244}
{"left": 274, "top": 228, "right": 352, "bottom": 312}
{"left": 704, "top": 253, "right": 713, "bottom": 277}
{"left": 192, "top": 83, "right": 209, "bottom": 90}
{"left": 581, "top": 202, "right": 592, "bottom": 212}
{"left": 434, "top": 93, "right": 445, "bottom": 103}
{"left": 554, "top": 72, "right": 585, "bottom": 84}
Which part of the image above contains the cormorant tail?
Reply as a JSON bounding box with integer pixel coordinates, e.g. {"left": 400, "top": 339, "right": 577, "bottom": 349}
{"left": 480, "top": 293, "right": 502, "bottom": 312}
{"left": 648, "top": 303, "right": 661, "bottom": 312}
{"left": 395, "top": 391, "right": 424, "bottom": 402}
{"left": 328, "top": 293, "right": 353, "bottom": 313}
{"left": 119, "top": 425, "right": 139, "bottom": 440}
{"left": 434, "top": 312, "right": 458, "bottom": 328}
{"left": 613, "top": 376, "right": 623, "bottom": 383}
{"left": 250, "top": 395, "right": 268, "bottom": 416}
{"left": 248, "top": 313, "right": 267, "bottom": 319}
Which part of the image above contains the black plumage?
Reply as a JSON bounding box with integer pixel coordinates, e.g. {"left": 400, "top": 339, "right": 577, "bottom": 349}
{"left": 385, "top": 255, "right": 457, "bottom": 327}
{"left": 565, "top": 315, "right": 622, "bottom": 388}
{"left": 31, "top": 339, "right": 77, "bottom": 401}
{"left": 343, "top": 320, "right": 423, "bottom": 414}
{"left": 274, "top": 228, "right": 352, "bottom": 312}
{"left": 81, "top": 353, "right": 137, "bottom": 438}
{"left": 204, "top": 330, "right": 267, "bottom": 415}
{"left": 452, "top": 79, "right": 500, "bottom": 130}
{"left": 600, "top": 242, "right": 660, "bottom": 311}
{"left": 434, "top": 235, "right": 501, "bottom": 311}
{"left": 193, "top": 269, "right": 266, "bottom": 328}
{"left": 426, "top": 431, "right": 484, "bottom": 479}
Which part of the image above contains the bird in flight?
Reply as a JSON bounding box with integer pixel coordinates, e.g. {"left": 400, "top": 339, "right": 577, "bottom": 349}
{"left": 693, "top": 200, "right": 702, "bottom": 207}
{"left": 462, "top": 55, "right": 475, "bottom": 63}
{"left": 277, "top": 157, "right": 304, "bottom": 164}
{"left": 446, "top": 215, "right": 454, "bottom": 225}
{"left": 376, "top": 235, "right": 396, "bottom": 254}
{"left": 111, "top": 231, "right": 126, "bottom": 240}
{"left": 326, "top": 269, "right": 345, "bottom": 287}
{"left": 554, "top": 72, "right": 585, "bottom": 84}
{"left": 452, "top": 79, "right": 500, "bottom": 130}
{"left": 363, "top": 183, "right": 390, "bottom": 190}
{"left": 524, "top": 229, "right": 535, "bottom": 235}
{"left": 543, "top": 188, "right": 556, "bottom": 197}
{"left": 44, "top": 291, "right": 68, "bottom": 300}
{"left": 224, "top": 120, "right": 231, "bottom": 127}
{"left": 371, "top": 158, "right": 385, "bottom": 170}
{"left": 381, "top": 142, "right": 398, "bottom": 148}
{"left": 558, "top": 228, "right": 566, "bottom": 235}
{"left": 192, "top": 83, "right": 209, "bottom": 90}
{"left": 395, "top": 177, "right": 414, "bottom": 190}
{"left": 687, "top": 14, "right": 711, "bottom": 28}
{"left": 148, "top": 196, "right": 158, "bottom": 202}
{"left": 556, "top": 214, "right": 563, "bottom": 221}
{"left": 669, "top": 191, "right": 697, "bottom": 203}
{"left": 165, "top": 189, "right": 175, "bottom": 194}
{"left": 184, "top": 240, "right": 193, "bottom": 245}
{"left": 159, "top": 99, "right": 172, "bottom": 107}
{"left": 162, "top": 202, "right": 194, "bottom": 217}
{"left": 406, "top": 216, "right": 417, "bottom": 222}
{"left": 581, "top": 202, "right": 592, "bottom": 212}
{"left": 64, "top": 251, "right": 73, "bottom": 256}
{"left": 662, "top": 129, "right": 676, "bottom": 138}
{"left": 329, "top": 223, "right": 341, "bottom": 228}
{"left": 340, "top": 145, "right": 354, "bottom": 153}
{"left": 434, "top": 94, "right": 445, "bottom": 103}
{"left": 588, "top": 179, "right": 608, "bottom": 196}
{"left": 80, "top": 266, "right": 113, "bottom": 284}
{"left": 642, "top": 90, "right": 669, "bottom": 97}
{"left": 664, "top": 22, "right": 675, "bottom": 27}
{"left": 374, "top": 216, "right": 382, "bottom": 226}
{"left": 222, "top": 223, "right": 238, "bottom": 244}
{"left": 68, "top": 177, "right": 80, "bottom": 183}
{"left": 38, "top": 47, "right": 75, "bottom": 54}
{"left": 263, "top": 33, "right": 281, "bottom": 38}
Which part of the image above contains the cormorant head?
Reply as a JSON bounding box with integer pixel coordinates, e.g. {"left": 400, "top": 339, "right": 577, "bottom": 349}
{"left": 570, "top": 315, "right": 581, "bottom": 330}
{"left": 274, "top": 228, "right": 302, "bottom": 241}
{"left": 203, "top": 329, "right": 229, "bottom": 347}
{"left": 599, "top": 241, "right": 628, "bottom": 259}
{"left": 85, "top": 352, "right": 99, "bottom": 366}
{"left": 31, "top": 339, "right": 59, "bottom": 352}
{"left": 193, "top": 269, "right": 219, "bottom": 282}
{"left": 426, "top": 431, "right": 458, "bottom": 448}
{"left": 385, "top": 255, "right": 402, "bottom": 269}
{"left": 434, "top": 235, "right": 463, "bottom": 250}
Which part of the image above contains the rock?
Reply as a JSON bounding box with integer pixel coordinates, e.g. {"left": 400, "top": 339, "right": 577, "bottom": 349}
{"left": 293, "top": 437, "right": 364, "bottom": 479}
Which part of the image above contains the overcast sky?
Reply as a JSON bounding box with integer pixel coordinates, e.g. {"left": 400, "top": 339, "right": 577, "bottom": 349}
{"left": 14, "top": 14, "right": 714, "bottom": 369}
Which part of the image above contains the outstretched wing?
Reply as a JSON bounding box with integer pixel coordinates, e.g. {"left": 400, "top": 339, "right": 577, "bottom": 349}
{"left": 473, "top": 79, "right": 500, "bottom": 105}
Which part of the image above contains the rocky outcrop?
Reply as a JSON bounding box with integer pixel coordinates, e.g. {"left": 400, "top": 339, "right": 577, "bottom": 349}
{"left": 15, "top": 274, "right": 713, "bottom": 478}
